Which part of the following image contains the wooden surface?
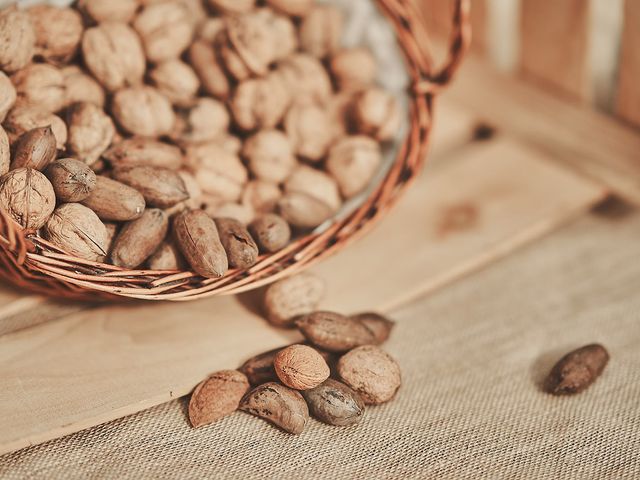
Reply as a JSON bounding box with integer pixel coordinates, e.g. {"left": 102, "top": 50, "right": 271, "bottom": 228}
{"left": 617, "top": 0, "right": 640, "bottom": 127}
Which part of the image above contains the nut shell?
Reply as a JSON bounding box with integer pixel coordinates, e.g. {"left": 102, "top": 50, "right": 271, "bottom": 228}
{"left": 0, "top": 168, "right": 55, "bottom": 230}
{"left": 296, "top": 311, "right": 384, "bottom": 353}
{"left": 113, "top": 166, "right": 188, "bottom": 208}
{"left": 331, "top": 48, "right": 377, "bottom": 92}
{"left": 28, "top": 5, "right": 83, "bottom": 65}
{"left": 326, "top": 135, "right": 381, "bottom": 198}
{"left": 240, "top": 382, "right": 309, "bottom": 434}
{"left": 78, "top": 0, "right": 138, "bottom": 23}
{"left": 150, "top": 59, "right": 200, "bottom": 108}
{"left": 263, "top": 272, "right": 325, "bottom": 327}
{"left": 301, "top": 379, "right": 365, "bottom": 426}
{"left": 11, "top": 64, "right": 66, "bottom": 114}
{"left": 243, "top": 130, "right": 296, "bottom": 184}
{"left": 544, "top": 344, "right": 610, "bottom": 395}
{"left": 45, "top": 158, "right": 97, "bottom": 203}
{"left": 43, "top": 203, "right": 108, "bottom": 261}
{"left": 3, "top": 105, "right": 67, "bottom": 149}
{"left": 0, "top": 7, "right": 35, "bottom": 73}
{"left": 111, "top": 209, "right": 169, "bottom": 268}
{"left": 112, "top": 86, "right": 175, "bottom": 138}
{"left": 11, "top": 126, "right": 57, "bottom": 171}
{"left": 81, "top": 175, "right": 145, "bottom": 222}
{"left": 67, "top": 102, "right": 115, "bottom": 166}
{"left": 214, "top": 217, "right": 258, "bottom": 269}
{"left": 61, "top": 66, "right": 105, "bottom": 108}
{"left": 103, "top": 138, "right": 183, "bottom": 170}
{"left": 189, "top": 370, "right": 250, "bottom": 428}
{"left": 299, "top": 5, "right": 343, "bottom": 58}
{"left": 274, "top": 344, "right": 330, "bottom": 390}
{"left": 249, "top": 213, "right": 290, "bottom": 253}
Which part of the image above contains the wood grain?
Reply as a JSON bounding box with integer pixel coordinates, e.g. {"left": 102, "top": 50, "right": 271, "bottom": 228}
{"left": 520, "top": 0, "right": 590, "bottom": 101}
{"left": 616, "top": 0, "right": 640, "bottom": 127}
{"left": 0, "top": 137, "right": 605, "bottom": 455}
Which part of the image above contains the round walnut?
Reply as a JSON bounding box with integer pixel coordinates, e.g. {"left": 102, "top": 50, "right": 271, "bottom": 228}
{"left": 61, "top": 66, "right": 105, "bottom": 108}
{"left": 257, "top": 8, "right": 297, "bottom": 60}
{"left": 112, "top": 86, "right": 175, "bottom": 137}
{"left": 197, "top": 17, "right": 225, "bottom": 43}
{"left": 207, "top": 0, "right": 255, "bottom": 15}
{"left": 133, "top": 1, "right": 195, "bottom": 63}
{"left": 0, "top": 6, "right": 35, "bottom": 73}
{"left": 326, "top": 135, "right": 382, "bottom": 198}
{"left": 325, "top": 92, "right": 354, "bottom": 140}
{"left": 27, "top": 5, "right": 83, "bottom": 65}
{"left": 4, "top": 105, "right": 67, "bottom": 149}
{"left": 242, "top": 180, "right": 281, "bottom": 214}
{"left": 150, "top": 60, "right": 200, "bottom": 107}
{"left": 331, "top": 48, "right": 377, "bottom": 92}
{"left": 186, "top": 142, "right": 248, "bottom": 202}
{"left": 0, "top": 168, "right": 55, "bottom": 230}
{"left": 67, "top": 102, "right": 115, "bottom": 165}
{"left": 229, "top": 73, "right": 290, "bottom": 131}
{"left": 81, "top": 22, "right": 146, "bottom": 92}
{"left": 275, "top": 54, "right": 332, "bottom": 104}
{"left": 188, "top": 40, "right": 230, "bottom": 100}
{"left": 299, "top": 5, "right": 343, "bottom": 59}
{"left": 11, "top": 64, "right": 66, "bottom": 114}
{"left": 284, "top": 165, "right": 341, "bottom": 213}
{"left": 45, "top": 158, "right": 97, "bottom": 203}
{"left": 171, "top": 98, "right": 229, "bottom": 145}
{"left": 266, "top": 0, "right": 313, "bottom": 17}
{"left": 0, "top": 71, "right": 16, "bottom": 122}
{"left": 284, "top": 101, "right": 333, "bottom": 162}
{"left": 242, "top": 130, "right": 296, "bottom": 184}
{"left": 274, "top": 344, "right": 330, "bottom": 390}
{"left": 78, "top": 0, "right": 139, "bottom": 23}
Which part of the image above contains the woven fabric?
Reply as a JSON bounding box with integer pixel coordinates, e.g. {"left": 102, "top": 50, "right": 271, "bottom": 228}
{"left": 1, "top": 212, "right": 639, "bottom": 479}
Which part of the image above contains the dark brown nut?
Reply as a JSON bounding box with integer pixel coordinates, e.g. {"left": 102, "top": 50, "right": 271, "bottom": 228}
{"left": 326, "top": 135, "right": 382, "bottom": 198}
{"left": 149, "top": 60, "right": 200, "bottom": 108}
{"left": 242, "top": 181, "right": 281, "bottom": 215}
{"left": 263, "top": 272, "right": 325, "bottom": 327}
{"left": 45, "top": 158, "right": 97, "bottom": 203}
{"left": 173, "top": 209, "right": 228, "bottom": 278}
{"left": 11, "top": 64, "right": 66, "bottom": 113}
{"left": 188, "top": 40, "right": 230, "bottom": 100}
{"left": 189, "top": 370, "right": 250, "bottom": 428}
{"left": 207, "top": 0, "right": 255, "bottom": 15}
{"left": 301, "top": 379, "right": 365, "bottom": 427}
{"left": 229, "top": 73, "right": 291, "bottom": 131}
{"left": 285, "top": 165, "right": 341, "bottom": 214}
{"left": 4, "top": 105, "right": 67, "bottom": 149}
{"left": 337, "top": 345, "right": 401, "bottom": 405}
{"left": 61, "top": 66, "right": 105, "bottom": 108}
{"left": 266, "top": 0, "right": 313, "bottom": 17}
{"left": 239, "top": 347, "right": 280, "bottom": 385}
{"left": 275, "top": 54, "right": 331, "bottom": 104}
{"left": 284, "top": 101, "right": 332, "bottom": 162}
{"left": 222, "top": 13, "right": 276, "bottom": 79}
{"left": 545, "top": 344, "right": 610, "bottom": 395}
{"left": 111, "top": 209, "right": 169, "bottom": 268}
{"left": 111, "top": 86, "right": 176, "bottom": 138}
{"left": 299, "top": 5, "right": 343, "bottom": 59}
{"left": 240, "top": 382, "right": 309, "bottom": 434}
{"left": 81, "top": 22, "right": 146, "bottom": 92}
{"left": 28, "top": 5, "right": 83, "bottom": 65}
{"left": 186, "top": 143, "right": 247, "bottom": 202}
{"left": 113, "top": 166, "right": 188, "bottom": 208}
{"left": 67, "top": 102, "right": 115, "bottom": 166}
{"left": 0, "top": 6, "right": 35, "bottom": 73}
{"left": 0, "top": 126, "right": 9, "bottom": 175}
{"left": 331, "top": 48, "right": 377, "bottom": 92}
{"left": 296, "top": 311, "right": 383, "bottom": 353}
{"left": 10, "top": 126, "right": 57, "bottom": 171}
{"left": 350, "top": 312, "right": 395, "bottom": 344}
{"left": 78, "top": 0, "right": 139, "bottom": 23}
{"left": 133, "top": 1, "right": 195, "bottom": 62}
{"left": 0, "top": 71, "right": 16, "bottom": 122}
{"left": 147, "top": 240, "right": 187, "bottom": 270}
{"left": 103, "top": 138, "right": 183, "bottom": 170}
{"left": 278, "top": 191, "right": 334, "bottom": 230}
{"left": 0, "top": 168, "right": 55, "bottom": 230}
{"left": 249, "top": 213, "right": 291, "bottom": 253}
{"left": 242, "top": 130, "right": 296, "bottom": 184}
{"left": 353, "top": 88, "right": 402, "bottom": 142}
{"left": 214, "top": 217, "right": 258, "bottom": 269}
{"left": 171, "top": 98, "right": 229, "bottom": 145}
{"left": 81, "top": 175, "right": 145, "bottom": 222}
{"left": 274, "top": 344, "right": 330, "bottom": 390}
{"left": 43, "top": 203, "right": 108, "bottom": 261}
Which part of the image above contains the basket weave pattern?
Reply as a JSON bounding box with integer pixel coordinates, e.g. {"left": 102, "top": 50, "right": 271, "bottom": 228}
{"left": 0, "top": 0, "right": 471, "bottom": 301}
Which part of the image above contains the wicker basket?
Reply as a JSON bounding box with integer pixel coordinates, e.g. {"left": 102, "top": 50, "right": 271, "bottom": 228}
{"left": 0, "top": 0, "right": 470, "bottom": 301}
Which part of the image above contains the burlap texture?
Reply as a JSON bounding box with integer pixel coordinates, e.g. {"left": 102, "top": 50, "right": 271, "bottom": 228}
{"left": 1, "top": 212, "right": 639, "bottom": 479}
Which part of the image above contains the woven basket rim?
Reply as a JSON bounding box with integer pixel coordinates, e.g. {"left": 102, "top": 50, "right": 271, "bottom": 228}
{"left": 0, "top": 0, "right": 471, "bottom": 301}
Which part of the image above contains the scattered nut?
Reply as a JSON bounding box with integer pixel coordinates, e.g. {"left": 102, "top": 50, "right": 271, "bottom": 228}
{"left": 301, "top": 379, "right": 365, "bottom": 426}
{"left": 274, "top": 344, "right": 330, "bottom": 390}
{"left": 263, "top": 272, "right": 325, "bottom": 327}
{"left": 189, "top": 370, "right": 250, "bottom": 428}
{"left": 545, "top": 344, "right": 610, "bottom": 395}
{"left": 240, "top": 382, "right": 309, "bottom": 434}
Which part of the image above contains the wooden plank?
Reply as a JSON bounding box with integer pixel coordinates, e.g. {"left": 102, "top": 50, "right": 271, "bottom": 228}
{"left": 0, "top": 137, "right": 605, "bottom": 455}
{"left": 520, "top": 0, "right": 590, "bottom": 101}
{"left": 446, "top": 54, "right": 640, "bottom": 204}
{"left": 616, "top": 0, "right": 640, "bottom": 127}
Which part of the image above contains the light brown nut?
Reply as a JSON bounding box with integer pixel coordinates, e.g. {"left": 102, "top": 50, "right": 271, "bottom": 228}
{"left": 239, "top": 347, "right": 281, "bottom": 385}
{"left": 337, "top": 346, "right": 401, "bottom": 405}
{"left": 28, "top": 5, "right": 83, "bottom": 65}
{"left": 325, "top": 92, "right": 354, "bottom": 140}
{"left": 133, "top": 1, "right": 195, "bottom": 62}
{"left": 544, "top": 344, "right": 610, "bottom": 395}
{"left": 274, "top": 344, "right": 330, "bottom": 390}
{"left": 284, "top": 165, "right": 341, "bottom": 212}
{"left": 150, "top": 60, "right": 199, "bottom": 108}
{"left": 61, "top": 66, "right": 105, "bottom": 108}
{"left": 113, "top": 166, "right": 188, "bottom": 208}
{"left": 147, "top": 239, "right": 186, "bottom": 270}
{"left": 0, "top": 71, "right": 16, "bottom": 122}
{"left": 263, "top": 272, "right": 325, "bottom": 327}
{"left": 275, "top": 54, "right": 331, "bottom": 104}
{"left": 103, "top": 138, "right": 183, "bottom": 170}
{"left": 173, "top": 209, "right": 228, "bottom": 278}
{"left": 278, "top": 191, "right": 333, "bottom": 230}
{"left": 229, "top": 73, "right": 290, "bottom": 131}
{"left": 207, "top": 202, "right": 254, "bottom": 225}
{"left": 349, "top": 312, "right": 395, "bottom": 345}
{"left": 189, "top": 370, "right": 250, "bottom": 428}
{"left": 222, "top": 12, "right": 276, "bottom": 79}
{"left": 256, "top": 8, "right": 297, "bottom": 60}
{"left": 265, "top": 0, "right": 313, "bottom": 17}
{"left": 239, "top": 382, "right": 309, "bottom": 435}
{"left": 45, "top": 158, "right": 97, "bottom": 203}
{"left": 206, "top": 0, "right": 255, "bottom": 15}
{"left": 81, "top": 175, "right": 145, "bottom": 221}
{"left": 81, "top": 22, "right": 145, "bottom": 92}
{"left": 243, "top": 130, "right": 296, "bottom": 184}
{"left": 10, "top": 126, "right": 57, "bottom": 171}
{"left": 188, "top": 40, "right": 230, "bottom": 100}
{"left": 3, "top": 105, "right": 67, "bottom": 149}
{"left": 326, "top": 135, "right": 381, "bottom": 198}
{"left": 67, "top": 102, "right": 115, "bottom": 166}
{"left": 171, "top": 98, "right": 229, "bottom": 145}
{"left": 301, "top": 379, "right": 365, "bottom": 427}
{"left": 0, "top": 126, "right": 9, "bottom": 175}
{"left": 330, "top": 48, "right": 377, "bottom": 92}
{"left": 249, "top": 213, "right": 290, "bottom": 253}
{"left": 112, "top": 86, "right": 175, "bottom": 138}
{"left": 43, "top": 203, "right": 108, "bottom": 261}
{"left": 0, "top": 6, "right": 35, "bottom": 73}
{"left": 186, "top": 142, "right": 247, "bottom": 202}
{"left": 242, "top": 181, "right": 281, "bottom": 215}
{"left": 353, "top": 88, "right": 402, "bottom": 142}
{"left": 299, "top": 5, "right": 343, "bottom": 59}
{"left": 197, "top": 17, "right": 225, "bottom": 43}
{"left": 214, "top": 217, "right": 258, "bottom": 269}
{"left": 179, "top": 0, "right": 208, "bottom": 26}
{"left": 11, "top": 64, "right": 66, "bottom": 113}
{"left": 0, "top": 168, "right": 55, "bottom": 230}
{"left": 78, "top": 0, "right": 139, "bottom": 23}
{"left": 284, "top": 101, "right": 333, "bottom": 162}
{"left": 111, "top": 209, "right": 169, "bottom": 268}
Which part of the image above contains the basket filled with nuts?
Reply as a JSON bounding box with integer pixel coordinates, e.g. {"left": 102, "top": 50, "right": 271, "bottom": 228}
{"left": 0, "top": 0, "right": 469, "bottom": 300}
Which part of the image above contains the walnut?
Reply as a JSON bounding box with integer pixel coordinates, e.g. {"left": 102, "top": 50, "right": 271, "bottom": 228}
{"left": 61, "top": 66, "right": 105, "bottom": 108}
{"left": 299, "top": 5, "right": 343, "bottom": 59}
{"left": 4, "top": 105, "right": 67, "bottom": 149}
{"left": 256, "top": 8, "right": 297, "bottom": 60}
{"left": 284, "top": 101, "right": 333, "bottom": 162}
{"left": 0, "top": 168, "right": 55, "bottom": 230}
{"left": 242, "top": 180, "right": 281, "bottom": 214}
{"left": 149, "top": 59, "right": 199, "bottom": 107}
{"left": 331, "top": 48, "right": 377, "bottom": 92}
{"left": 171, "top": 97, "right": 229, "bottom": 145}
{"left": 0, "top": 71, "right": 16, "bottom": 122}
{"left": 274, "top": 345, "right": 330, "bottom": 390}
{"left": 67, "top": 102, "right": 116, "bottom": 165}
{"left": 11, "top": 64, "right": 66, "bottom": 113}
{"left": 229, "top": 73, "right": 290, "bottom": 131}
{"left": 133, "top": 1, "right": 195, "bottom": 62}
{"left": 242, "top": 130, "right": 296, "bottom": 183}
{"left": 197, "top": 17, "right": 226, "bottom": 43}
{"left": 188, "top": 39, "right": 230, "bottom": 100}
{"left": 78, "top": 0, "right": 139, "bottom": 23}
{"left": 0, "top": 6, "right": 35, "bottom": 73}
{"left": 275, "top": 54, "right": 332, "bottom": 104}
{"left": 186, "top": 142, "right": 247, "bottom": 202}
{"left": 326, "top": 135, "right": 381, "bottom": 198}
{"left": 352, "top": 88, "right": 402, "bottom": 142}
{"left": 265, "top": 0, "right": 313, "bottom": 17}
{"left": 111, "top": 86, "right": 175, "bottom": 137}
{"left": 284, "top": 165, "right": 341, "bottom": 212}
{"left": 81, "top": 22, "right": 146, "bottom": 92}
{"left": 27, "top": 5, "right": 83, "bottom": 65}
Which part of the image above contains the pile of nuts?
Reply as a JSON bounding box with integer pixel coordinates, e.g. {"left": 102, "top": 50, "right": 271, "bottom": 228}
{"left": 0, "top": 0, "right": 401, "bottom": 277}
{"left": 188, "top": 272, "right": 401, "bottom": 433}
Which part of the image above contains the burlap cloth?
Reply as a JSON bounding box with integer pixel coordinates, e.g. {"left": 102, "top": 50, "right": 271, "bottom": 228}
{"left": 1, "top": 211, "right": 639, "bottom": 479}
